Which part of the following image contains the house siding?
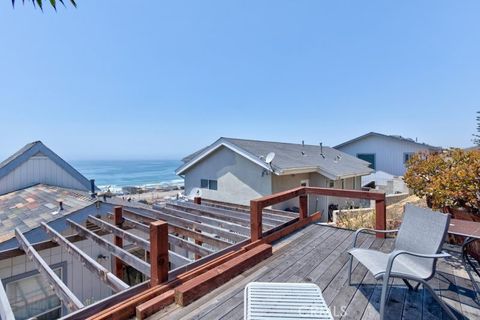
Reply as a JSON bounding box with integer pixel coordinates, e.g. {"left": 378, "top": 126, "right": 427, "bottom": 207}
{"left": 0, "top": 239, "right": 113, "bottom": 316}
{"left": 0, "top": 153, "right": 88, "bottom": 195}
{"left": 183, "top": 147, "right": 272, "bottom": 206}
{"left": 336, "top": 135, "right": 434, "bottom": 176}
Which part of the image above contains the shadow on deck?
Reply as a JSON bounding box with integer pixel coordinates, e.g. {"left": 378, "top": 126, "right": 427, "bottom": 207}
{"left": 150, "top": 224, "right": 480, "bottom": 320}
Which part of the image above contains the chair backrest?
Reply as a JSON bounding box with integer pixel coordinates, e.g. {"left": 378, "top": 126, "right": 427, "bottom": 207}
{"left": 395, "top": 204, "right": 450, "bottom": 256}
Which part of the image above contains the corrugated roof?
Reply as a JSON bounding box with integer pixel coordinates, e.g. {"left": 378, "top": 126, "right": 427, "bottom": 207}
{"left": 177, "top": 137, "right": 373, "bottom": 179}
{"left": 0, "top": 184, "right": 94, "bottom": 243}
{"left": 334, "top": 132, "right": 442, "bottom": 150}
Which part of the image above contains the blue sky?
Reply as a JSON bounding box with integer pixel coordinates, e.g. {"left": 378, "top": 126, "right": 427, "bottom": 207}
{"left": 0, "top": 1, "right": 478, "bottom": 160}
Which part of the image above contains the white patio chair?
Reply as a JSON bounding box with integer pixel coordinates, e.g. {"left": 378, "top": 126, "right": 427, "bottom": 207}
{"left": 244, "top": 282, "right": 333, "bottom": 320}
{"left": 348, "top": 204, "right": 457, "bottom": 320}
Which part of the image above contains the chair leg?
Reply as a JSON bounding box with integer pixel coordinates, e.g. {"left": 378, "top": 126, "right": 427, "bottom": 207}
{"left": 422, "top": 281, "right": 458, "bottom": 320}
{"left": 348, "top": 255, "right": 353, "bottom": 285}
{"left": 379, "top": 274, "right": 390, "bottom": 320}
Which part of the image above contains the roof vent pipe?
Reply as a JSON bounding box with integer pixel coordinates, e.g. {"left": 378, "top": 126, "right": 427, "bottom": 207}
{"left": 59, "top": 201, "right": 64, "bottom": 211}
{"left": 320, "top": 142, "right": 325, "bottom": 159}
{"left": 302, "top": 140, "right": 305, "bottom": 147}
{"left": 90, "top": 179, "right": 96, "bottom": 197}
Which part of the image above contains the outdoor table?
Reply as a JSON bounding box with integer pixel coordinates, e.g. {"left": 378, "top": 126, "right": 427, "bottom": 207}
{"left": 449, "top": 218, "right": 480, "bottom": 301}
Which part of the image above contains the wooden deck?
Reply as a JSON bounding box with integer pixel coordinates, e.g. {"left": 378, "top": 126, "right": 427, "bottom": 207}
{"left": 149, "top": 223, "right": 480, "bottom": 320}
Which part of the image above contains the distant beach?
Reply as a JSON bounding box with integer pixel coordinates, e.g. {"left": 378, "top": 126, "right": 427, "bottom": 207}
{"left": 71, "top": 159, "right": 184, "bottom": 194}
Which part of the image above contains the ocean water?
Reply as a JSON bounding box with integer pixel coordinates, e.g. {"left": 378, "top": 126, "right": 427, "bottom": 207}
{"left": 71, "top": 160, "right": 184, "bottom": 192}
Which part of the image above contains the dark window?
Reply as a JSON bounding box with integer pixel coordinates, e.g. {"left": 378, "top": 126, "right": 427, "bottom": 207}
{"left": 209, "top": 180, "right": 218, "bottom": 190}
{"left": 357, "top": 153, "right": 376, "bottom": 170}
{"left": 404, "top": 152, "right": 414, "bottom": 164}
{"left": 200, "top": 179, "right": 218, "bottom": 190}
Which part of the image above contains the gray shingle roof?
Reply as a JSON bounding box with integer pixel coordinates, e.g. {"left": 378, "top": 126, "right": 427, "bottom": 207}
{"left": 0, "top": 184, "right": 94, "bottom": 244}
{"left": 334, "top": 132, "right": 442, "bottom": 150}
{"left": 178, "top": 137, "right": 373, "bottom": 179}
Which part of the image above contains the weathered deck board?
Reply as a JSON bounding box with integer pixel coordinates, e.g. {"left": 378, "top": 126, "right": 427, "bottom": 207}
{"left": 148, "top": 224, "right": 480, "bottom": 320}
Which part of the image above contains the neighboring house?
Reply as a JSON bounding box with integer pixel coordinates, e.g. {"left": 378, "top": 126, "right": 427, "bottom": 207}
{"left": 176, "top": 137, "right": 373, "bottom": 219}
{"left": 0, "top": 141, "right": 95, "bottom": 196}
{"left": 335, "top": 132, "right": 441, "bottom": 176}
{"left": 0, "top": 142, "right": 113, "bottom": 319}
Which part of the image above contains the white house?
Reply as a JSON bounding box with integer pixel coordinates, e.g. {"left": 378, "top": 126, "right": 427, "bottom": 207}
{"left": 176, "top": 137, "right": 373, "bottom": 219}
{"left": 334, "top": 132, "right": 441, "bottom": 177}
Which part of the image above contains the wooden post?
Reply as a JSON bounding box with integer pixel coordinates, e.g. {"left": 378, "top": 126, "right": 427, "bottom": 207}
{"left": 299, "top": 195, "right": 308, "bottom": 220}
{"left": 193, "top": 197, "right": 202, "bottom": 205}
{"left": 150, "top": 221, "right": 169, "bottom": 286}
{"left": 114, "top": 206, "right": 124, "bottom": 278}
{"left": 250, "top": 201, "right": 263, "bottom": 241}
{"left": 194, "top": 229, "right": 203, "bottom": 260}
{"left": 375, "top": 198, "right": 386, "bottom": 239}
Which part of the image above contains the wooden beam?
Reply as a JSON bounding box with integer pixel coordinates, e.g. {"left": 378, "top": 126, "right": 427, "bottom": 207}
{"left": 250, "top": 201, "right": 263, "bottom": 241}
{"left": 168, "top": 234, "right": 214, "bottom": 258}
{"left": 122, "top": 216, "right": 214, "bottom": 257}
{"left": 125, "top": 208, "right": 246, "bottom": 243}
{"left": 87, "top": 215, "right": 192, "bottom": 267}
{"left": 0, "top": 277, "right": 15, "bottom": 320}
{"left": 299, "top": 194, "right": 308, "bottom": 220}
{"left": 67, "top": 219, "right": 151, "bottom": 276}
{"left": 174, "top": 243, "right": 273, "bottom": 306}
{"left": 166, "top": 202, "right": 279, "bottom": 228}
{"left": 122, "top": 209, "right": 233, "bottom": 249}
{"left": 113, "top": 207, "right": 124, "bottom": 278}
{"left": 136, "top": 290, "right": 175, "bottom": 320}
{"left": 88, "top": 215, "right": 150, "bottom": 251}
{"left": 159, "top": 207, "right": 250, "bottom": 237}
{"left": 41, "top": 222, "right": 129, "bottom": 292}
{"left": 150, "top": 221, "right": 169, "bottom": 286}
{"left": 14, "top": 228, "right": 84, "bottom": 311}
{"left": 375, "top": 198, "right": 387, "bottom": 239}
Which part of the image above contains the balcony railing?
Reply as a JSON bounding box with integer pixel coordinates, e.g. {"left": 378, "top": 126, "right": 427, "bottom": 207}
{"left": 250, "top": 186, "right": 387, "bottom": 240}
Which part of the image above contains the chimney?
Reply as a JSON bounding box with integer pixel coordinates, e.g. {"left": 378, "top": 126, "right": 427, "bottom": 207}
{"left": 90, "top": 179, "right": 97, "bottom": 197}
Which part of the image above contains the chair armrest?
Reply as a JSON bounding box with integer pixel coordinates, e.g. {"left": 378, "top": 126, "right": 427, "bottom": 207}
{"left": 384, "top": 250, "right": 450, "bottom": 279}
{"left": 352, "top": 228, "right": 399, "bottom": 248}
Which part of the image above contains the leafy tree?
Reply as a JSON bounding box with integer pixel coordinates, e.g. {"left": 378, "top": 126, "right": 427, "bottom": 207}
{"left": 12, "top": 0, "right": 76, "bottom": 11}
{"left": 474, "top": 111, "right": 480, "bottom": 146}
{"left": 404, "top": 149, "right": 480, "bottom": 211}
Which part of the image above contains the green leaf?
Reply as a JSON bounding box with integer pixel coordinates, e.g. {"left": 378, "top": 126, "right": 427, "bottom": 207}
{"left": 49, "top": 0, "right": 56, "bottom": 10}
{"left": 36, "top": 0, "right": 43, "bottom": 10}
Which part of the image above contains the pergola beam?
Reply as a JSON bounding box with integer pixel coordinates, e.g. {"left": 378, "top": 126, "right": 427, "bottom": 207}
{"left": 159, "top": 207, "right": 250, "bottom": 236}
{"left": 122, "top": 217, "right": 214, "bottom": 257}
{"left": 86, "top": 216, "right": 192, "bottom": 267}
{"left": 67, "top": 219, "right": 151, "bottom": 276}
{"left": 125, "top": 208, "right": 246, "bottom": 243}
{"left": 41, "top": 222, "right": 129, "bottom": 293}
{"left": 122, "top": 210, "right": 231, "bottom": 249}
{"left": 14, "top": 228, "right": 84, "bottom": 312}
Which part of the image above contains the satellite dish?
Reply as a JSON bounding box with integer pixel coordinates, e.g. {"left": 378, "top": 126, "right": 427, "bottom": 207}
{"left": 265, "top": 152, "right": 275, "bottom": 164}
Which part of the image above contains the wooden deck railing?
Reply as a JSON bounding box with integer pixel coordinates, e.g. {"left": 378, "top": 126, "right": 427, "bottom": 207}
{"left": 250, "top": 186, "right": 387, "bottom": 239}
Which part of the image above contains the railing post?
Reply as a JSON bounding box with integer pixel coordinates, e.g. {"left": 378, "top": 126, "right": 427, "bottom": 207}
{"left": 299, "top": 195, "right": 308, "bottom": 220}
{"left": 113, "top": 206, "right": 124, "bottom": 278}
{"left": 250, "top": 201, "right": 263, "bottom": 241}
{"left": 194, "top": 196, "right": 202, "bottom": 205}
{"left": 150, "top": 220, "right": 169, "bottom": 286}
{"left": 375, "top": 197, "right": 386, "bottom": 239}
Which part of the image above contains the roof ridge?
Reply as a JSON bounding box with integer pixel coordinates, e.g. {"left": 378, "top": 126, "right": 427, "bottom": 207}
{"left": 222, "top": 137, "right": 332, "bottom": 148}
